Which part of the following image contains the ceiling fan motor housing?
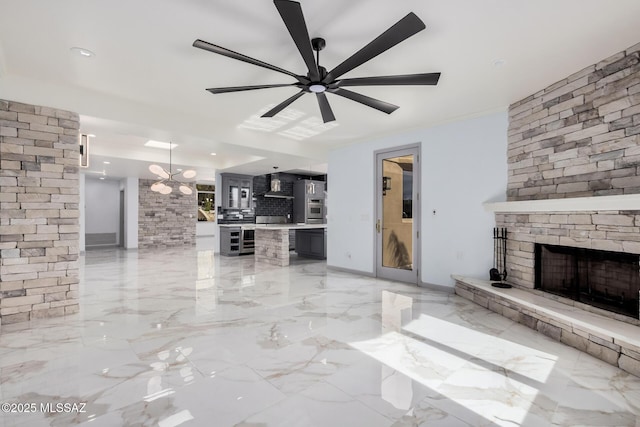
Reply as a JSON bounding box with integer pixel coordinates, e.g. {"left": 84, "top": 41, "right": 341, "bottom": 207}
{"left": 311, "top": 37, "right": 326, "bottom": 51}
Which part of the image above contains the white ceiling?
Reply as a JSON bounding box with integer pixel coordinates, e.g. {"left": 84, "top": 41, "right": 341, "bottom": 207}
{"left": 1, "top": 0, "right": 639, "bottom": 181}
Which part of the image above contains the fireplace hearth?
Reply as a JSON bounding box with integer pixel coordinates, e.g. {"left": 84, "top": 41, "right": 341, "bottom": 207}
{"left": 535, "top": 244, "right": 640, "bottom": 319}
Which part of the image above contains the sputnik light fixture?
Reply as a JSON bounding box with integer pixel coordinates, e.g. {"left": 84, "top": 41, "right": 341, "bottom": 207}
{"left": 148, "top": 144, "right": 196, "bottom": 195}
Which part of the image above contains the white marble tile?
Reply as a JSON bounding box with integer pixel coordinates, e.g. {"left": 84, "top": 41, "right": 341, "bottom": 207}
{"left": 390, "top": 401, "right": 473, "bottom": 427}
{"left": 325, "top": 357, "right": 434, "bottom": 419}
{"left": 0, "top": 246, "right": 638, "bottom": 426}
{"left": 247, "top": 333, "right": 369, "bottom": 394}
{"left": 236, "top": 381, "right": 392, "bottom": 427}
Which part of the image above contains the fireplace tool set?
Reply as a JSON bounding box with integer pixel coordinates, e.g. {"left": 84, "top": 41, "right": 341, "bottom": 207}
{"left": 490, "top": 227, "right": 511, "bottom": 288}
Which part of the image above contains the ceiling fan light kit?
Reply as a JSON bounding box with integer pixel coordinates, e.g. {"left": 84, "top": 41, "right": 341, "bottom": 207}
{"left": 148, "top": 144, "right": 196, "bottom": 195}
{"left": 193, "top": 0, "right": 441, "bottom": 123}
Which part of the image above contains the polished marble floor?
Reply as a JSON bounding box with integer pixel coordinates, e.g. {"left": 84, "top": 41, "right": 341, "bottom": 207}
{"left": 1, "top": 243, "right": 639, "bottom": 427}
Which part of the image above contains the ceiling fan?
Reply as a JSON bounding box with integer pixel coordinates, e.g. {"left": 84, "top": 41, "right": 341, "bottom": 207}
{"left": 193, "top": 0, "right": 441, "bottom": 123}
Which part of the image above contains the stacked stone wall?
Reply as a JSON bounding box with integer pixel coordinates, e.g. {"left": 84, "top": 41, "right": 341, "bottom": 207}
{"left": 0, "top": 100, "right": 80, "bottom": 324}
{"left": 508, "top": 42, "right": 640, "bottom": 201}
{"left": 138, "top": 179, "right": 196, "bottom": 248}
{"left": 501, "top": 42, "right": 640, "bottom": 289}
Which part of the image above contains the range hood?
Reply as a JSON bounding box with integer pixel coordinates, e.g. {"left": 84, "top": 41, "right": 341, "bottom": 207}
{"left": 264, "top": 173, "right": 294, "bottom": 199}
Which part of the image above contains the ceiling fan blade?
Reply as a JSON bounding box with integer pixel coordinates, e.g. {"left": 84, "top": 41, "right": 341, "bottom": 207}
{"left": 316, "top": 92, "right": 336, "bottom": 123}
{"left": 335, "top": 72, "right": 441, "bottom": 87}
{"left": 193, "top": 39, "right": 307, "bottom": 83}
{"left": 206, "top": 83, "right": 299, "bottom": 94}
{"left": 274, "top": 0, "right": 320, "bottom": 81}
{"left": 262, "top": 90, "right": 306, "bottom": 117}
{"left": 328, "top": 88, "right": 398, "bottom": 114}
{"left": 324, "top": 13, "right": 425, "bottom": 83}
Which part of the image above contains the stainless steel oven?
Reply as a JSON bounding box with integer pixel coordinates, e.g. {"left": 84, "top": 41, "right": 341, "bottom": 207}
{"left": 306, "top": 199, "right": 324, "bottom": 223}
{"left": 240, "top": 225, "right": 255, "bottom": 254}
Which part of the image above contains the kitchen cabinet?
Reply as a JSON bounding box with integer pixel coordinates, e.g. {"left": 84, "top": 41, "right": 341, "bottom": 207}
{"left": 296, "top": 179, "right": 325, "bottom": 198}
{"left": 289, "top": 229, "right": 295, "bottom": 251}
{"left": 295, "top": 229, "right": 326, "bottom": 259}
{"left": 221, "top": 173, "right": 253, "bottom": 209}
{"left": 220, "top": 226, "right": 241, "bottom": 256}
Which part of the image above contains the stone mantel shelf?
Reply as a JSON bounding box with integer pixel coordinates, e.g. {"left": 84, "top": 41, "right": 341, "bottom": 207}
{"left": 484, "top": 194, "right": 640, "bottom": 213}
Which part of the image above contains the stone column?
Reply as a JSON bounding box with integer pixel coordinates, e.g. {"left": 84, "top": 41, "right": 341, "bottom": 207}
{"left": 255, "top": 228, "right": 290, "bottom": 266}
{"left": 0, "top": 100, "right": 80, "bottom": 325}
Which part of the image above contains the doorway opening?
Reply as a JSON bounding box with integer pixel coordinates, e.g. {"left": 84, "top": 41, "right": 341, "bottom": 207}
{"left": 375, "top": 146, "right": 420, "bottom": 284}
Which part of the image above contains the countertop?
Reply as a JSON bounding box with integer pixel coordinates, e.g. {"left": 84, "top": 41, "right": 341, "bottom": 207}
{"left": 255, "top": 224, "right": 327, "bottom": 230}
{"left": 219, "top": 223, "right": 327, "bottom": 230}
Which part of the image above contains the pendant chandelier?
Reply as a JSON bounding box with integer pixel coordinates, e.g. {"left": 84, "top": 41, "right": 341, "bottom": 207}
{"left": 148, "top": 145, "right": 196, "bottom": 195}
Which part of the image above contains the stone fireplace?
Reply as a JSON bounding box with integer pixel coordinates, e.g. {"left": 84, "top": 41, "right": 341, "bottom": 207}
{"left": 488, "top": 208, "right": 640, "bottom": 322}
{"left": 454, "top": 41, "right": 640, "bottom": 377}
{"left": 535, "top": 244, "right": 640, "bottom": 319}
{"left": 483, "top": 40, "right": 640, "bottom": 322}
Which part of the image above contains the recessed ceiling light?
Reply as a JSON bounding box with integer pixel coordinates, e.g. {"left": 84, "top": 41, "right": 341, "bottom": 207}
{"left": 493, "top": 59, "right": 507, "bottom": 67}
{"left": 70, "top": 47, "right": 95, "bottom": 58}
{"left": 145, "top": 140, "right": 177, "bottom": 150}
{"left": 210, "top": 152, "right": 217, "bottom": 156}
{"left": 176, "top": 168, "right": 182, "bottom": 172}
{"left": 99, "top": 177, "right": 105, "bottom": 180}
{"left": 103, "top": 161, "right": 110, "bottom": 165}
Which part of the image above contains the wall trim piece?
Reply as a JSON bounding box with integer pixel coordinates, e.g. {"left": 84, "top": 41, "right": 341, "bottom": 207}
{"left": 484, "top": 194, "right": 640, "bottom": 213}
{"left": 327, "top": 265, "right": 375, "bottom": 277}
{"left": 328, "top": 265, "right": 455, "bottom": 295}
{"left": 419, "top": 281, "right": 455, "bottom": 294}
{"left": 85, "top": 232, "right": 117, "bottom": 246}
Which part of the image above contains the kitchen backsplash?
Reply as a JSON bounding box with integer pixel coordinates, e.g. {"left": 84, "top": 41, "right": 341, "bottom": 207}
{"left": 253, "top": 173, "right": 327, "bottom": 218}
{"left": 253, "top": 173, "right": 294, "bottom": 217}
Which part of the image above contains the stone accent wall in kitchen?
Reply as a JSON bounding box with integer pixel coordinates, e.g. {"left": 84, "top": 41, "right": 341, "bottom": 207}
{"left": 496, "top": 211, "right": 640, "bottom": 288}
{"left": 508, "top": 42, "right": 640, "bottom": 201}
{"left": 0, "top": 99, "right": 80, "bottom": 325}
{"left": 138, "top": 179, "right": 196, "bottom": 248}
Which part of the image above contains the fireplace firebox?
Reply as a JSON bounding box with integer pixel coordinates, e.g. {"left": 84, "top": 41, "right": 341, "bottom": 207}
{"left": 535, "top": 244, "right": 640, "bottom": 319}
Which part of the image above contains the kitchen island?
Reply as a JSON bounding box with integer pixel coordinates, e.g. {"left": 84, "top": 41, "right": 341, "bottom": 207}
{"left": 255, "top": 224, "right": 327, "bottom": 266}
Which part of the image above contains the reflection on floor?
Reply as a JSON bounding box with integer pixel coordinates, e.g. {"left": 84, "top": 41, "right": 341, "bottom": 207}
{"left": 0, "top": 245, "right": 639, "bottom": 426}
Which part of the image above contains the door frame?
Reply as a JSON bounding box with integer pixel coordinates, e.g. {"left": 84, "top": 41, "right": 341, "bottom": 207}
{"left": 118, "top": 189, "right": 124, "bottom": 247}
{"left": 374, "top": 143, "right": 421, "bottom": 284}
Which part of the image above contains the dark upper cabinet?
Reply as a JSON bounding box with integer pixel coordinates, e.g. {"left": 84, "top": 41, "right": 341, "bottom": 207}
{"left": 296, "top": 179, "right": 325, "bottom": 199}
{"left": 221, "top": 173, "right": 253, "bottom": 209}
